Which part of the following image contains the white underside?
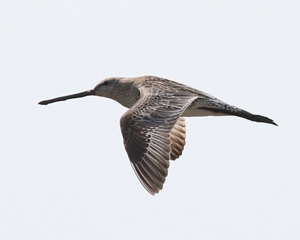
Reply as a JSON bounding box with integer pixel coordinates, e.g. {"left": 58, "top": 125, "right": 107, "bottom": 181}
{"left": 182, "top": 108, "right": 226, "bottom": 117}
{"left": 182, "top": 98, "right": 228, "bottom": 117}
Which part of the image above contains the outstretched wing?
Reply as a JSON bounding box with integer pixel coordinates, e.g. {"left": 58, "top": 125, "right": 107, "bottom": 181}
{"left": 120, "top": 86, "right": 197, "bottom": 195}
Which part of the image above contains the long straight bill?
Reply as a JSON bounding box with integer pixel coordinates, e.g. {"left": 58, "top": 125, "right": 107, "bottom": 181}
{"left": 38, "top": 90, "right": 95, "bottom": 105}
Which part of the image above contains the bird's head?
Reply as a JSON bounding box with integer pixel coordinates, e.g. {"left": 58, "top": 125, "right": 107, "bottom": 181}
{"left": 94, "top": 77, "right": 122, "bottom": 98}
{"left": 94, "top": 77, "right": 140, "bottom": 108}
{"left": 38, "top": 77, "right": 140, "bottom": 108}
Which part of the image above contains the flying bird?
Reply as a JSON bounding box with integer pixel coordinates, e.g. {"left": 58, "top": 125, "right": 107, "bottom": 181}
{"left": 39, "top": 76, "right": 277, "bottom": 195}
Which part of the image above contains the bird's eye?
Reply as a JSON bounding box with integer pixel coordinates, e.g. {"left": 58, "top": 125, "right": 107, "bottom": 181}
{"left": 103, "top": 81, "right": 109, "bottom": 86}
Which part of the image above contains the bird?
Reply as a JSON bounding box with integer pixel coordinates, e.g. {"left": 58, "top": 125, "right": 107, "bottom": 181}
{"left": 39, "top": 75, "right": 277, "bottom": 195}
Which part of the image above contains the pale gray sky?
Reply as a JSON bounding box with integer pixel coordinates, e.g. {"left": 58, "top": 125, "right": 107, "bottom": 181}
{"left": 1, "top": 1, "right": 299, "bottom": 239}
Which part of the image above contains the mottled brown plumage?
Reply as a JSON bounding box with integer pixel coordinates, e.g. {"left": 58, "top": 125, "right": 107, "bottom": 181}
{"left": 39, "top": 75, "right": 277, "bottom": 195}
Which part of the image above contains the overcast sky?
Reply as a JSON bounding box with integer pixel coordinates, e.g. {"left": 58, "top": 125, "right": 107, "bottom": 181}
{"left": 1, "top": 1, "right": 299, "bottom": 239}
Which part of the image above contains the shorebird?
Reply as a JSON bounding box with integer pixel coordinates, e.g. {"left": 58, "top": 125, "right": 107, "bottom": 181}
{"left": 39, "top": 76, "right": 277, "bottom": 195}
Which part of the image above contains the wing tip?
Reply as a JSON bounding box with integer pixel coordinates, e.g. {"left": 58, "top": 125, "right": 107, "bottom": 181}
{"left": 250, "top": 114, "right": 278, "bottom": 126}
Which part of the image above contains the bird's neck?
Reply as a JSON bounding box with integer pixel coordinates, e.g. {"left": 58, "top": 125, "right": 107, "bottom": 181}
{"left": 110, "top": 83, "right": 140, "bottom": 108}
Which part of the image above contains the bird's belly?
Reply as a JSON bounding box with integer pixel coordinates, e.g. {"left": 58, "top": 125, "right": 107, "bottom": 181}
{"left": 182, "top": 107, "right": 217, "bottom": 117}
{"left": 182, "top": 98, "right": 227, "bottom": 117}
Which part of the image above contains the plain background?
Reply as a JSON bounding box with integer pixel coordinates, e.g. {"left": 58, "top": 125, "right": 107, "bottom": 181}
{"left": 1, "top": 1, "right": 299, "bottom": 239}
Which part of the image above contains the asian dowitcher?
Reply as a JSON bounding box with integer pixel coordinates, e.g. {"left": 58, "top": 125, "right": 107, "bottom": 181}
{"left": 39, "top": 76, "right": 277, "bottom": 195}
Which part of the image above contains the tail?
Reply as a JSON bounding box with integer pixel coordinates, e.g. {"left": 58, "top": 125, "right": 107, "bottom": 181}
{"left": 198, "top": 107, "right": 277, "bottom": 126}
{"left": 235, "top": 110, "right": 277, "bottom": 126}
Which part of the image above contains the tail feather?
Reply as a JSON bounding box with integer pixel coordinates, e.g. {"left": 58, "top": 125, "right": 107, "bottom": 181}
{"left": 238, "top": 111, "right": 277, "bottom": 126}
{"left": 198, "top": 107, "right": 277, "bottom": 126}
